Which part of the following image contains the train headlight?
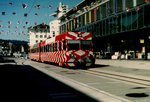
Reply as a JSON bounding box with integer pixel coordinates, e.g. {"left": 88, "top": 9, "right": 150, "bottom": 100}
{"left": 70, "top": 54, "right": 75, "bottom": 58}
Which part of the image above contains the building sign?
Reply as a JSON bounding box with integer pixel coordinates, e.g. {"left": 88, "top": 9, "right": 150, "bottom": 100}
{"left": 140, "top": 39, "right": 144, "bottom": 43}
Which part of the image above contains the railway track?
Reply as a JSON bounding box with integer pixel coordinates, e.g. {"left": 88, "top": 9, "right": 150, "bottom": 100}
{"left": 79, "top": 68, "right": 150, "bottom": 86}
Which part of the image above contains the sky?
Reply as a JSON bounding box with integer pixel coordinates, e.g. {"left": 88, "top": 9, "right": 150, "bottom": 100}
{"left": 0, "top": 0, "right": 83, "bottom": 41}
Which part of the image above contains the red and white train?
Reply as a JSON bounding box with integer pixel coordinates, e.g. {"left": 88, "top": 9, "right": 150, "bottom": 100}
{"left": 29, "top": 32, "right": 95, "bottom": 67}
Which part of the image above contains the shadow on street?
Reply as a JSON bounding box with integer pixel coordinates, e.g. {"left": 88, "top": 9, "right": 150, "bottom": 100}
{"left": 0, "top": 64, "right": 98, "bottom": 102}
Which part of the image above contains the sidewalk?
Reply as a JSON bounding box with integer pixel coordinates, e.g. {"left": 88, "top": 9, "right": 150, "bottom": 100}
{"left": 95, "top": 59, "right": 150, "bottom": 70}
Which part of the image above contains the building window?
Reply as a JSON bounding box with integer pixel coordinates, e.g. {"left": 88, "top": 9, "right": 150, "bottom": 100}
{"left": 40, "top": 35, "right": 43, "bottom": 38}
{"left": 44, "top": 35, "right": 47, "bottom": 38}
{"left": 36, "top": 40, "right": 38, "bottom": 43}
{"left": 35, "top": 35, "right": 38, "bottom": 38}
{"left": 53, "top": 31, "right": 55, "bottom": 37}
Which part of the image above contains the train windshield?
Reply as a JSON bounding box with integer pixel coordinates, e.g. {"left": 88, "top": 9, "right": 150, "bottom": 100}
{"left": 67, "top": 40, "right": 92, "bottom": 50}
{"left": 67, "top": 40, "right": 80, "bottom": 50}
{"left": 81, "top": 40, "right": 92, "bottom": 50}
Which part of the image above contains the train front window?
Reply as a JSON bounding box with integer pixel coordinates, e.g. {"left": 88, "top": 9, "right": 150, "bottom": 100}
{"left": 81, "top": 40, "right": 92, "bottom": 50}
{"left": 67, "top": 40, "right": 80, "bottom": 50}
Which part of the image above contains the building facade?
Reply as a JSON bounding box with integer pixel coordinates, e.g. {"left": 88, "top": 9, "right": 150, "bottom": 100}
{"left": 50, "top": 2, "right": 68, "bottom": 37}
{"left": 49, "top": 20, "right": 60, "bottom": 38}
{"left": 28, "top": 24, "right": 50, "bottom": 47}
{"left": 59, "top": 0, "right": 150, "bottom": 60}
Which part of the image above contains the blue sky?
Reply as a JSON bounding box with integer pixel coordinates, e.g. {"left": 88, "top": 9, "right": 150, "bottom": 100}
{"left": 0, "top": 0, "right": 82, "bottom": 41}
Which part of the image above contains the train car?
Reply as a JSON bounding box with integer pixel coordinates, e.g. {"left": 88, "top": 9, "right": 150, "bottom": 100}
{"left": 29, "top": 32, "right": 95, "bottom": 67}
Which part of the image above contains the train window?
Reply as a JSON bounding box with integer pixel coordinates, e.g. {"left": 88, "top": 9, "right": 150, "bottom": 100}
{"left": 46, "top": 45, "right": 49, "bottom": 52}
{"left": 49, "top": 44, "right": 51, "bottom": 52}
{"left": 52, "top": 43, "right": 54, "bottom": 52}
{"left": 39, "top": 47, "right": 41, "bottom": 52}
{"left": 81, "top": 40, "right": 92, "bottom": 50}
{"left": 44, "top": 46, "right": 46, "bottom": 52}
{"left": 67, "top": 40, "right": 80, "bottom": 50}
{"left": 55, "top": 43, "right": 57, "bottom": 51}
{"left": 50, "top": 44, "right": 53, "bottom": 52}
{"left": 59, "top": 41, "right": 62, "bottom": 51}
{"left": 63, "top": 40, "right": 66, "bottom": 50}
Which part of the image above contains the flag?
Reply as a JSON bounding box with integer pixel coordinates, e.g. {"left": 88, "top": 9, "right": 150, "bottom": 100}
{"left": 29, "top": 26, "right": 32, "bottom": 29}
{"left": 17, "top": 21, "right": 20, "bottom": 24}
{"left": 9, "top": 3, "right": 13, "bottom": 5}
{"left": 49, "top": 5, "right": 52, "bottom": 8}
{"left": 25, "top": 22, "right": 28, "bottom": 25}
{"left": 8, "top": 21, "right": 11, "bottom": 24}
{"left": 15, "top": 26, "right": 18, "bottom": 29}
{"left": 24, "top": 13, "right": 28, "bottom": 17}
{"left": 73, "top": 7, "right": 77, "bottom": 11}
{"left": 146, "top": 0, "right": 150, "bottom": 2}
{"left": 35, "top": 13, "right": 38, "bottom": 15}
{"left": 12, "top": 12, "right": 16, "bottom": 15}
{"left": 42, "top": 22, "right": 45, "bottom": 26}
{"left": 2, "top": 12, "right": 5, "bottom": 15}
{"left": 34, "top": 22, "right": 37, "bottom": 25}
{"left": 36, "top": 5, "right": 40, "bottom": 9}
{"left": 22, "top": 4, "right": 27, "bottom": 8}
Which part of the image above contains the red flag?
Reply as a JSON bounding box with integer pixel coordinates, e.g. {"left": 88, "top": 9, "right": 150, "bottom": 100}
{"left": 8, "top": 25, "right": 10, "bottom": 28}
{"left": 9, "top": 3, "right": 13, "bottom": 5}
{"left": 8, "top": 21, "right": 11, "bottom": 24}
{"left": 22, "top": 4, "right": 27, "bottom": 8}
{"left": 15, "top": 26, "right": 18, "bottom": 29}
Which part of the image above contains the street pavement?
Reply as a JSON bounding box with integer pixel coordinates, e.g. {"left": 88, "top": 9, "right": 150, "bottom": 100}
{"left": 1, "top": 58, "right": 150, "bottom": 102}
{"left": 95, "top": 59, "right": 150, "bottom": 70}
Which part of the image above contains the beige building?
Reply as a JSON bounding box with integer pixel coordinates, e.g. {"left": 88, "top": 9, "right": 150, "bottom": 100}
{"left": 28, "top": 24, "right": 50, "bottom": 47}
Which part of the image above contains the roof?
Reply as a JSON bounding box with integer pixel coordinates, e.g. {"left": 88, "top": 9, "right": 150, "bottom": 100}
{"left": 58, "top": 0, "right": 93, "bottom": 20}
